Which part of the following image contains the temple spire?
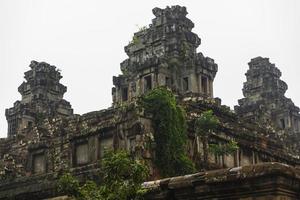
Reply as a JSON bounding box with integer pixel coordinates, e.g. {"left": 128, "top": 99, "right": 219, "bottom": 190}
{"left": 5, "top": 61, "right": 73, "bottom": 137}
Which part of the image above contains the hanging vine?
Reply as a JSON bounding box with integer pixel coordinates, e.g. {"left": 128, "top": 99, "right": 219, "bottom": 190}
{"left": 138, "top": 87, "right": 195, "bottom": 177}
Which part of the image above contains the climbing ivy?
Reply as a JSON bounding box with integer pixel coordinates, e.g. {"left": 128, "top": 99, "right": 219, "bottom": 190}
{"left": 139, "top": 87, "right": 195, "bottom": 177}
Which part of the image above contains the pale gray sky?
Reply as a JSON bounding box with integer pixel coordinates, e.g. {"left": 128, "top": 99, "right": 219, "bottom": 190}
{"left": 1, "top": 0, "right": 299, "bottom": 138}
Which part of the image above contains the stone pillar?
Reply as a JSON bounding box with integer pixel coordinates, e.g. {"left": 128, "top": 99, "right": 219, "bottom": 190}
{"left": 209, "top": 79, "right": 213, "bottom": 97}
{"left": 190, "top": 74, "right": 197, "bottom": 93}
{"left": 201, "top": 76, "right": 208, "bottom": 95}
{"left": 237, "top": 149, "right": 241, "bottom": 166}
{"left": 137, "top": 78, "right": 142, "bottom": 96}
{"left": 198, "top": 74, "right": 202, "bottom": 94}
{"left": 157, "top": 74, "right": 165, "bottom": 86}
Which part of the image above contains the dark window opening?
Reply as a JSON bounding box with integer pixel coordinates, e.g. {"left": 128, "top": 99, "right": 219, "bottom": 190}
{"left": 280, "top": 118, "right": 285, "bottom": 129}
{"left": 28, "top": 121, "right": 33, "bottom": 128}
{"left": 75, "top": 143, "right": 89, "bottom": 166}
{"left": 144, "top": 75, "right": 152, "bottom": 92}
{"left": 183, "top": 77, "right": 189, "bottom": 91}
{"left": 201, "top": 76, "right": 208, "bottom": 94}
{"left": 39, "top": 79, "right": 46, "bottom": 86}
{"left": 99, "top": 137, "right": 113, "bottom": 158}
{"left": 165, "top": 77, "right": 171, "bottom": 88}
{"left": 294, "top": 119, "right": 299, "bottom": 131}
{"left": 8, "top": 118, "right": 17, "bottom": 136}
{"left": 32, "top": 153, "right": 46, "bottom": 174}
{"left": 122, "top": 87, "right": 128, "bottom": 101}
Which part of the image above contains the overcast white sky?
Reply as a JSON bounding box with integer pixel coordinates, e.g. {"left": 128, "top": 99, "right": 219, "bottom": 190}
{"left": 0, "top": 0, "right": 299, "bottom": 138}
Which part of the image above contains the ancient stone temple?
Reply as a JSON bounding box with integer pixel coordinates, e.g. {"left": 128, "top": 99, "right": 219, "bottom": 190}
{"left": 5, "top": 61, "right": 73, "bottom": 137}
{"left": 0, "top": 5, "right": 300, "bottom": 200}
{"left": 235, "top": 57, "right": 300, "bottom": 154}
{"left": 112, "top": 6, "right": 217, "bottom": 105}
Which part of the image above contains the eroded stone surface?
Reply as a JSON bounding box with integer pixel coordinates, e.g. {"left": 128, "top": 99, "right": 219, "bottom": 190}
{"left": 144, "top": 162, "right": 300, "bottom": 199}
{"left": 235, "top": 57, "right": 300, "bottom": 155}
{"left": 112, "top": 5, "right": 217, "bottom": 105}
{"left": 0, "top": 5, "right": 300, "bottom": 200}
{"left": 5, "top": 61, "right": 73, "bottom": 138}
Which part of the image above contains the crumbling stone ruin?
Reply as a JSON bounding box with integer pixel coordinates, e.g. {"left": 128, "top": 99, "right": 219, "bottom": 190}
{"left": 0, "top": 5, "right": 300, "bottom": 199}
{"left": 143, "top": 162, "right": 300, "bottom": 199}
{"left": 235, "top": 57, "right": 300, "bottom": 155}
{"left": 112, "top": 5, "right": 217, "bottom": 105}
{"left": 5, "top": 61, "right": 73, "bottom": 138}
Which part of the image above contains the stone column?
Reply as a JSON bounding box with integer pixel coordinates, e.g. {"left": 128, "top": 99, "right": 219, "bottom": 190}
{"left": 198, "top": 74, "right": 202, "bottom": 94}
{"left": 190, "top": 74, "right": 197, "bottom": 93}
{"left": 209, "top": 79, "right": 213, "bottom": 97}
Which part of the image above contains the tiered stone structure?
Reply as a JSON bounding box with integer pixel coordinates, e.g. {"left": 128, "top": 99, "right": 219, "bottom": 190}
{"left": 0, "top": 6, "right": 300, "bottom": 200}
{"left": 5, "top": 61, "right": 73, "bottom": 137}
{"left": 235, "top": 57, "right": 300, "bottom": 153}
{"left": 112, "top": 6, "right": 217, "bottom": 105}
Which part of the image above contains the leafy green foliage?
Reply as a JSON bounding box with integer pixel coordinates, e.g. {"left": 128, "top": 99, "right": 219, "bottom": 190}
{"left": 137, "top": 25, "right": 147, "bottom": 32}
{"left": 57, "top": 173, "right": 80, "bottom": 198}
{"left": 139, "top": 87, "right": 195, "bottom": 177}
{"left": 195, "top": 110, "right": 238, "bottom": 166}
{"left": 195, "top": 110, "right": 219, "bottom": 166}
{"left": 57, "top": 150, "right": 149, "bottom": 200}
{"left": 209, "top": 140, "right": 239, "bottom": 156}
{"left": 195, "top": 110, "right": 219, "bottom": 136}
{"left": 129, "top": 35, "right": 141, "bottom": 45}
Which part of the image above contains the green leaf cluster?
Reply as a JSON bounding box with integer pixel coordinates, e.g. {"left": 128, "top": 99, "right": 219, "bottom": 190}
{"left": 195, "top": 110, "right": 238, "bottom": 159}
{"left": 195, "top": 110, "right": 219, "bottom": 136}
{"left": 139, "top": 87, "right": 195, "bottom": 177}
{"left": 57, "top": 150, "right": 149, "bottom": 200}
{"left": 129, "top": 35, "right": 141, "bottom": 45}
{"left": 209, "top": 140, "right": 239, "bottom": 156}
{"left": 57, "top": 173, "right": 80, "bottom": 198}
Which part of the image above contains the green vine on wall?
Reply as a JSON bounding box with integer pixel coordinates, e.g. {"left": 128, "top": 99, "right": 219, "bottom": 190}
{"left": 138, "top": 87, "right": 195, "bottom": 177}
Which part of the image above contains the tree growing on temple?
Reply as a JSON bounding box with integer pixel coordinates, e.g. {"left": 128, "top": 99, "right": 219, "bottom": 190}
{"left": 195, "top": 110, "right": 219, "bottom": 167}
{"left": 195, "top": 110, "right": 238, "bottom": 168}
{"left": 57, "top": 150, "right": 149, "bottom": 200}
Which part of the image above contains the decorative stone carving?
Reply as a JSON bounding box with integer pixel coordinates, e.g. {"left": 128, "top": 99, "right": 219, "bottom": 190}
{"left": 112, "top": 5, "right": 218, "bottom": 105}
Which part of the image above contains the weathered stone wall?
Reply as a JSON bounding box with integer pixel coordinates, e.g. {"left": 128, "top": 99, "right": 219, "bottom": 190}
{"left": 1, "top": 5, "right": 300, "bottom": 200}
{"left": 0, "top": 98, "right": 300, "bottom": 199}
{"left": 235, "top": 57, "right": 300, "bottom": 155}
{"left": 144, "top": 162, "right": 300, "bottom": 199}
{"left": 183, "top": 97, "right": 300, "bottom": 169}
{"left": 5, "top": 61, "right": 73, "bottom": 138}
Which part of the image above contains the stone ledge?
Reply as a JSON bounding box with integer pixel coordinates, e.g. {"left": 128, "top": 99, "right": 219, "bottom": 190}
{"left": 144, "top": 162, "right": 300, "bottom": 199}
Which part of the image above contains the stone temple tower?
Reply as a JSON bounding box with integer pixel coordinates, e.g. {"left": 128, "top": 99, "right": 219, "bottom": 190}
{"left": 112, "top": 5, "right": 218, "bottom": 105}
{"left": 235, "top": 57, "right": 300, "bottom": 135}
{"left": 5, "top": 61, "right": 73, "bottom": 137}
